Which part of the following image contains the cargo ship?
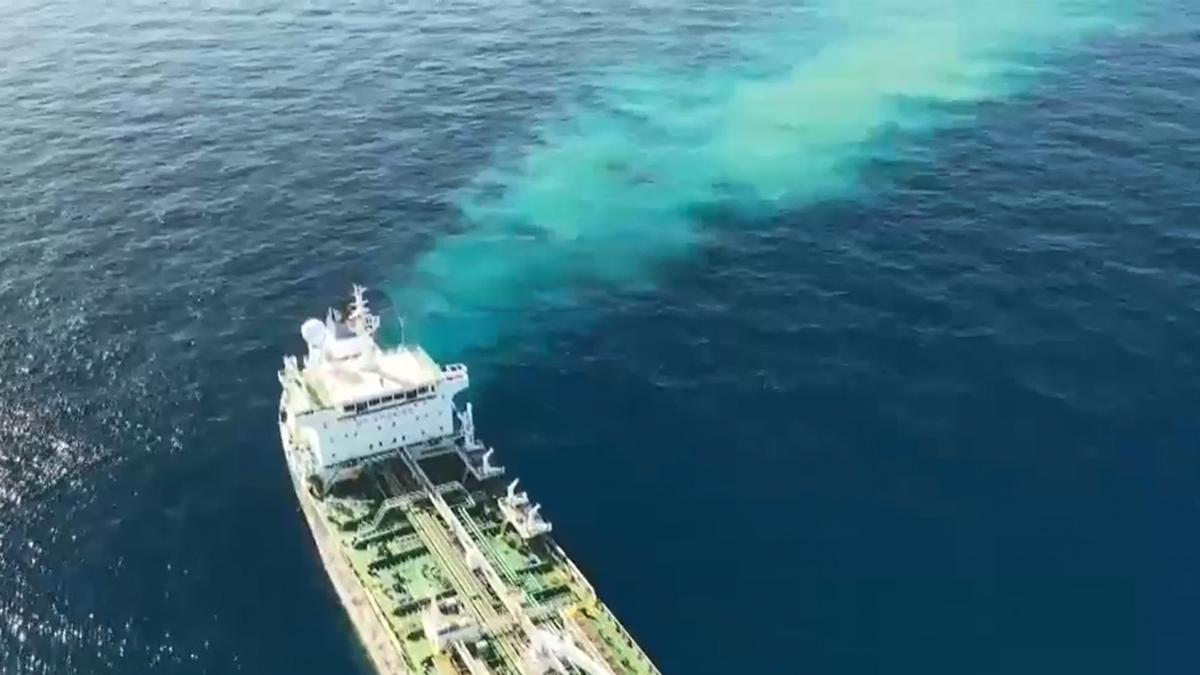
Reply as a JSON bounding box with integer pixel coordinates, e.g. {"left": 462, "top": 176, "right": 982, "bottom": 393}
{"left": 277, "top": 286, "right": 659, "bottom": 674}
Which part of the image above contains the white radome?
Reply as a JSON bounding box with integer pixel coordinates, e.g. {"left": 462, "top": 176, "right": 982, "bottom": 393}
{"left": 301, "top": 317, "right": 327, "bottom": 349}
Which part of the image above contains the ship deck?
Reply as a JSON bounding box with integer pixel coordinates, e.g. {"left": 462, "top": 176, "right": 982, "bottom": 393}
{"left": 314, "top": 451, "right": 658, "bottom": 675}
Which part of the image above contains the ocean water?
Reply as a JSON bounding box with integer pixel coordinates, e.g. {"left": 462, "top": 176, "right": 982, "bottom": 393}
{"left": 1, "top": 0, "right": 1198, "bottom": 673}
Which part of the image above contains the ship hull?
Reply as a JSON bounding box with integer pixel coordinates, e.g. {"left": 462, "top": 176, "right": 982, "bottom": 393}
{"left": 281, "top": 423, "right": 411, "bottom": 675}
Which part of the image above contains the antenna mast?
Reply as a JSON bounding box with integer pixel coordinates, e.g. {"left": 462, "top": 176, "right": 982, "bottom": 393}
{"left": 347, "top": 284, "right": 380, "bottom": 337}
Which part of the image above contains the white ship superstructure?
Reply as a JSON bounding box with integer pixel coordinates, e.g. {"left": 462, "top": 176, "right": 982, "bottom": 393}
{"left": 277, "top": 286, "right": 658, "bottom": 675}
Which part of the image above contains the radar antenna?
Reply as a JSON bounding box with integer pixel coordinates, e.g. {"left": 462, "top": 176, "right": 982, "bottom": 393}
{"left": 347, "top": 284, "right": 381, "bottom": 337}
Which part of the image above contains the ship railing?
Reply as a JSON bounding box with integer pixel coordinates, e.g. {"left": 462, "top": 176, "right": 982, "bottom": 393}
{"left": 352, "top": 481, "right": 464, "bottom": 545}
{"left": 551, "top": 541, "right": 597, "bottom": 599}
{"left": 434, "top": 481, "right": 467, "bottom": 498}
{"left": 583, "top": 604, "right": 662, "bottom": 675}
{"left": 352, "top": 523, "right": 418, "bottom": 549}
{"left": 558, "top": 609, "right": 632, "bottom": 675}
{"left": 357, "top": 492, "right": 423, "bottom": 537}
{"left": 327, "top": 537, "right": 418, "bottom": 672}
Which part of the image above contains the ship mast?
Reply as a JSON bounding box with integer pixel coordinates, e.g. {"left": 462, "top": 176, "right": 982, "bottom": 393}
{"left": 348, "top": 284, "right": 381, "bottom": 338}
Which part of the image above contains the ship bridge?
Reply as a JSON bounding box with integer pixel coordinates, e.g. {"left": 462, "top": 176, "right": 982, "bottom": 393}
{"left": 278, "top": 286, "right": 470, "bottom": 477}
{"left": 307, "top": 342, "right": 443, "bottom": 411}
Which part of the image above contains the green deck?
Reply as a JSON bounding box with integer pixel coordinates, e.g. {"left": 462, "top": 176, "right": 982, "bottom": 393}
{"left": 316, "top": 454, "right": 659, "bottom": 675}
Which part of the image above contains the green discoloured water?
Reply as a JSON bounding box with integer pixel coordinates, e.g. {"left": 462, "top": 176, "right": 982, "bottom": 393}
{"left": 391, "top": 0, "right": 1130, "bottom": 356}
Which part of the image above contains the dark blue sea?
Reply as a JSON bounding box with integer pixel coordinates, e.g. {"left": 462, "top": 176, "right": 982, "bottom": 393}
{"left": 2, "top": 0, "right": 1198, "bottom": 673}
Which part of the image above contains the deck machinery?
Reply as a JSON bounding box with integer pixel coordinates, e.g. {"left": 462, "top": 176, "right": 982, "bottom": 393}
{"left": 278, "top": 286, "right": 659, "bottom": 675}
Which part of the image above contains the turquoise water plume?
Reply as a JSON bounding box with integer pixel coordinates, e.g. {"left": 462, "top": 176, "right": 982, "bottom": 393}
{"left": 390, "top": 0, "right": 1130, "bottom": 358}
